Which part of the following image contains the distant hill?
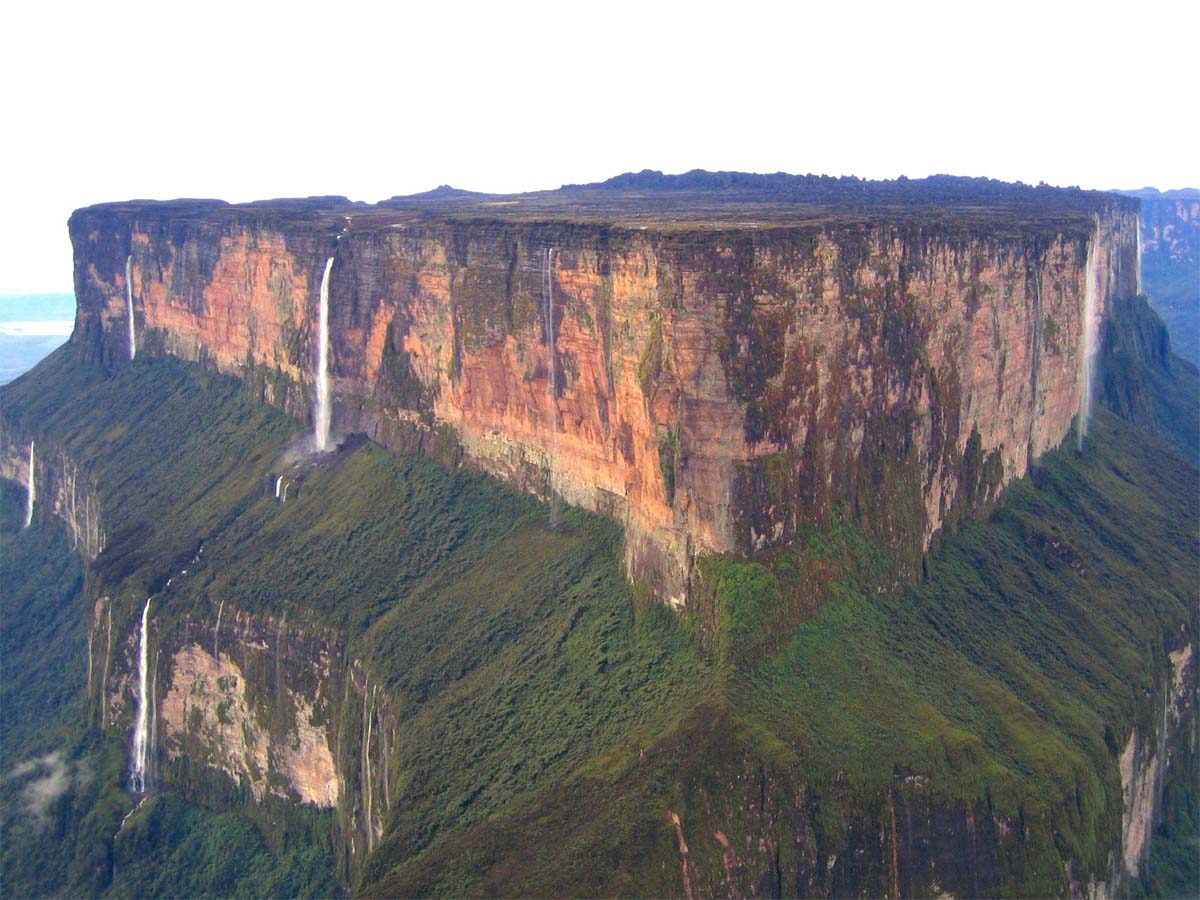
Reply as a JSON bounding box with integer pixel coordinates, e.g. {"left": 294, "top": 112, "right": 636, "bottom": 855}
{"left": 1119, "top": 188, "right": 1200, "bottom": 365}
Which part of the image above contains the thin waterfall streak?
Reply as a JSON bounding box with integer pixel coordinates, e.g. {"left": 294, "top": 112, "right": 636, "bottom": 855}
{"left": 102, "top": 605, "right": 113, "bottom": 724}
{"left": 368, "top": 690, "right": 375, "bottom": 846}
{"left": 23, "top": 442, "right": 35, "bottom": 528}
{"left": 1135, "top": 216, "right": 1143, "bottom": 296}
{"left": 70, "top": 472, "right": 78, "bottom": 550}
{"left": 1029, "top": 272, "right": 1044, "bottom": 449}
{"left": 126, "top": 255, "right": 136, "bottom": 361}
{"left": 69, "top": 473, "right": 76, "bottom": 550}
{"left": 383, "top": 723, "right": 391, "bottom": 810}
{"left": 150, "top": 648, "right": 160, "bottom": 783}
{"left": 362, "top": 679, "right": 373, "bottom": 850}
{"left": 368, "top": 686, "right": 379, "bottom": 843}
{"left": 214, "top": 599, "right": 224, "bottom": 659}
{"left": 544, "top": 248, "right": 561, "bottom": 528}
{"left": 275, "top": 618, "right": 285, "bottom": 710}
{"left": 131, "top": 598, "right": 151, "bottom": 793}
{"left": 1078, "top": 231, "right": 1099, "bottom": 450}
{"left": 275, "top": 475, "right": 283, "bottom": 499}
{"left": 314, "top": 257, "right": 336, "bottom": 452}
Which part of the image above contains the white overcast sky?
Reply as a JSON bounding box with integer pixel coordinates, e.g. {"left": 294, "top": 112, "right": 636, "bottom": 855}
{"left": 2, "top": 0, "right": 1196, "bottom": 292}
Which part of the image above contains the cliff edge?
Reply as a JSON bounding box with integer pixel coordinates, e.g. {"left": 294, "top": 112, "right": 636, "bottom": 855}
{"left": 68, "top": 174, "right": 1140, "bottom": 601}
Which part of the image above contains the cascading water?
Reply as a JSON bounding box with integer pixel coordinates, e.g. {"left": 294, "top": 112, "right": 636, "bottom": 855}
{"left": 23, "top": 442, "right": 35, "bottom": 529}
{"left": 125, "top": 255, "right": 137, "bottom": 361}
{"left": 314, "top": 257, "right": 335, "bottom": 452}
{"left": 1135, "top": 216, "right": 1143, "bottom": 296}
{"left": 543, "top": 248, "right": 561, "bottom": 529}
{"left": 1077, "top": 235, "right": 1100, "bottom": 451}
{"left": 275, "top": 475, "right": 284, "bottom": 500}
{"left": 130, "top": 598, "right": 152, "bottom": 793}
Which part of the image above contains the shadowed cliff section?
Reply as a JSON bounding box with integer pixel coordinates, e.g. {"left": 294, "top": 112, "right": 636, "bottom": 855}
{"left": 1100, "top": 293, "right": 1199, "bottom": 463}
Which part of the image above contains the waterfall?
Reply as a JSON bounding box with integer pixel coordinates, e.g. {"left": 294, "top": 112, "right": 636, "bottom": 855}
{"left": 101, "top": 604, "right": 113, "bottom": 724}
{"left": 362, "top": 681, "right": 375, "bottom": 851}
{"left": 150, "top": 648, "right": 159, "bottom": 777}
{"left": 543, "top": 247, "right": 555, "bottom": 384}
{"left": 314, "top": 256, "right": 336, "bottom": 452}
{"left": 130, "top": 598, "right": 152, "bottom": 793}
{"left": 542, "top": 248, "right": 561, "bottom": 529}
{"left": 274, "top": 475, "right": 284, "bottom": 500}
{"left": 1077, "top": 235, "right": 1100, "bottom": 451}
{"left": 23, "top": 442, "right": 35, "bottom": 529}
{"left": 213, "top": 599, "right": 224, "bottom": 659}
{"left": 1135, "top": 216, "right": 1143, "bottom": 296}
{"left": 126, "top": 255, "right": 137, "bottom": 361}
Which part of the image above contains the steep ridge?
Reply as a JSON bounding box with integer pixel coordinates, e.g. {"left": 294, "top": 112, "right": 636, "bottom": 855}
{"left": 68, "top": 176, "right": 1139, "bottom": 600}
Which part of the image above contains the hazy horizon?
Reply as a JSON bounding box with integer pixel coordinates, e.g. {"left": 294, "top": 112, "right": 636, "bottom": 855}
{"left": 0, "top": 292, "right": 74, "bottom": 384}
{"left": 5, "top": 0, "right": 1197, "bottom": 293}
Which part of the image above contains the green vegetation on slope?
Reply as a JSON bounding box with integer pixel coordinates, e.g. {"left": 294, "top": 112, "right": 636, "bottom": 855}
{"left": 0, "top": 349, "right": 346, "bottom": 898}
{"left": 0, "top": 507, "right": 100, "bottom": 898}
{"left": 0, "top": 512, "right": 343, "bottom": 900}
{"left": 106, "top": 793, "right": 340, "bottom": 899}
{"left": 0, "top": 482, "right": 86, "bottom": 769}
{"left": 1129, "top": 731, "right": 1200, "bottom": 899}
{"left": 1, "top": 345, "right": 713, "bottom": 896}
{"left": 363, "top": 408, "right": 1196, "bottom": 898}
{"left": 1, "top": 345, "right": 298, "bottom": 606}
{"left": 2, "top": 323, "right": 1195, "bottom": 897}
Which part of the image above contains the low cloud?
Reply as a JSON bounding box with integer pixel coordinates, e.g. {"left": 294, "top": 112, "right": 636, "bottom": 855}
{"left": 7, "top": 752, "right": 72, "bottom": 826}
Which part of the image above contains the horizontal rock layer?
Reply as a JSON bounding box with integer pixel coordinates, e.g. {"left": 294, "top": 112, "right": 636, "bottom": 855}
{"left": 68, "top": 188, "right": 1140, "bottom": 598}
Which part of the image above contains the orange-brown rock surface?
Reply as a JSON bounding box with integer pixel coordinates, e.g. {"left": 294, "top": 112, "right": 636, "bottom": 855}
{"left": 68, "top": 177, "right": 1141, "bottom": 599}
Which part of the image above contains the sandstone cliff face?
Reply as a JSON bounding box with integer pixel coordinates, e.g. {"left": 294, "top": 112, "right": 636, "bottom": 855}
{"left": 667, "top": 765, "right": 1024, "bottom": 900}
{"left": 1115, "top": 643, "right": 1194, "bottom": 881}
{"left": 86, "top": 590, "right": 392, "bottom": 870}
{"left": 668, "top": 641, "right": 1195, "bottom": 900}
{"left": 68, "top": 192, "right": 1139, "bottom": 600}
{"left": 0, "top": 431, "right": 106, "bottom": 559}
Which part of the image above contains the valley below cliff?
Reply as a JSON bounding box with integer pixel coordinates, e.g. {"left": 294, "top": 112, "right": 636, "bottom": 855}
{"left": 2, "top": 174, "right": 1197, "bottom": 898}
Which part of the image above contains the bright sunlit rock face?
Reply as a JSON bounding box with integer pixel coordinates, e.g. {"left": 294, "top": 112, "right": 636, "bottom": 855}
{"left": 160, "top": 641, "right": 339, "bottom": 807}
{"left": 69, "top": 179, "right": 1140, "bottom": 599}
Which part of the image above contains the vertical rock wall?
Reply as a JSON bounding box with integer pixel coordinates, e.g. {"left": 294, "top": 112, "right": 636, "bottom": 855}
{"left": 0, "top": 431, "right": 106, "bottom": 559}
{"left": 68, "top": 197, "right": 1139, "bottom": 599}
